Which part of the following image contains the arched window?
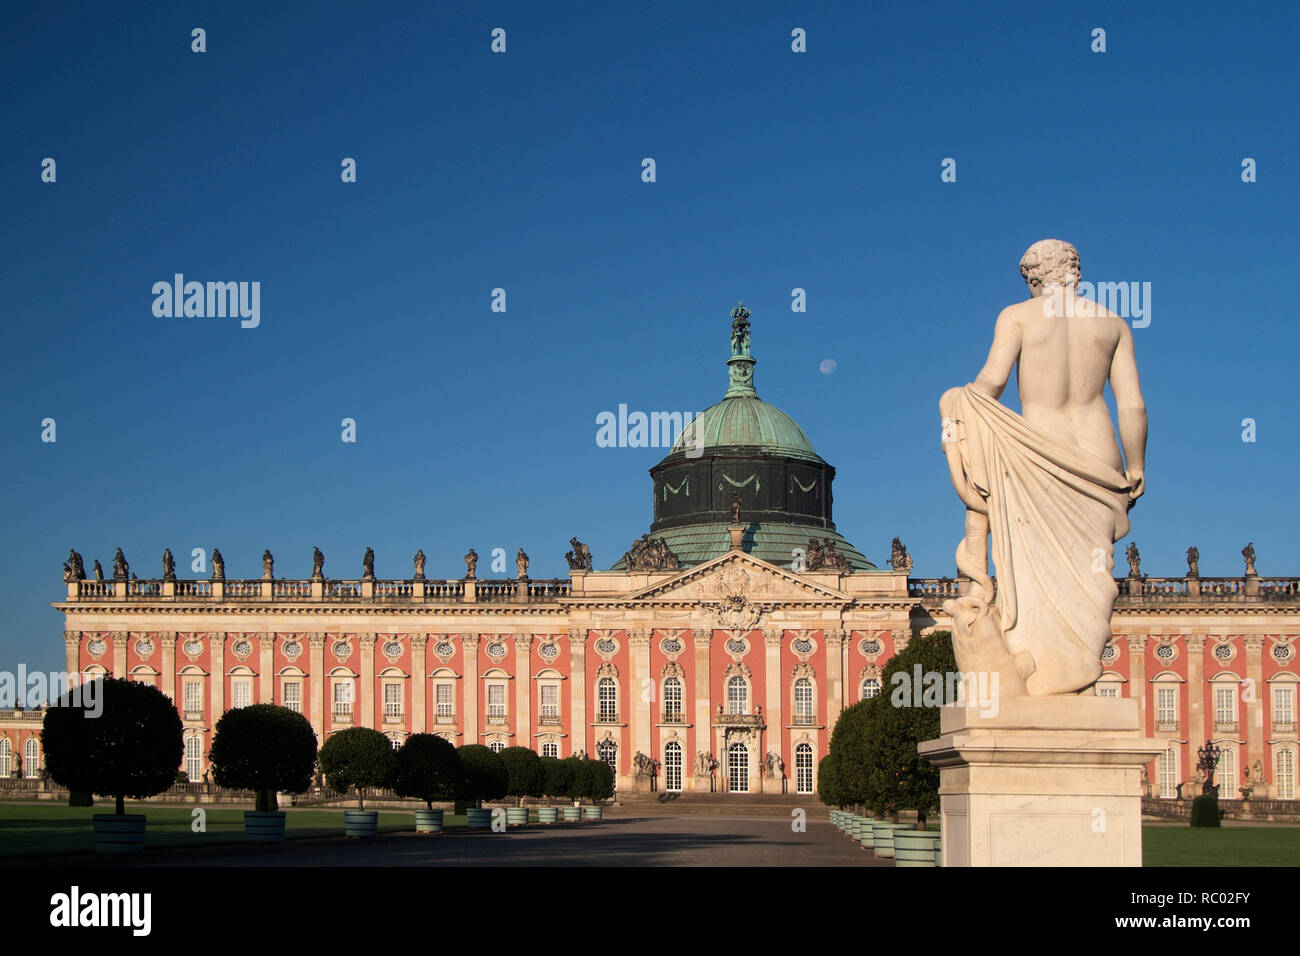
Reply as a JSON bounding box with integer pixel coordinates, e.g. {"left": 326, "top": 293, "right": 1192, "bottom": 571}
{"left": 541, "top": 741, "right": 559, "bottom": 759}
{"left": 862, "top": 678, "right": 881, "bottom": 700}
{"left": 489, "top": 740, "right": 505, "bottom": 754}
{"left": 727, "top": 742, "right": 749, "bottom": 793}
{"left": 664, "top": 741, "right": 683, "bottom": 792}
{"left": 597, "top": 739, "right": 617, "bottom": 783}
{"left": 184, "top": 735, "right": 202, "bottom": 782}
{"left": 597, "top": 678, "right": 617, "bottom": 720}
{"left": 795, "top": 743, "right": 814, "bottom": 794}
{"left": 0, "top": 738, "right": 9, "bottom": 778}
{"left": 663, "top": 677, "right": 683, "bottom": 722}
{"left": 24, "top": 738, "right": 39, "bottom": 778}
{"left": 727, "top": 676, "right": 749, "bottom": 715}
{"left": 794, "top": 678, "right": 814, "bottom": 722}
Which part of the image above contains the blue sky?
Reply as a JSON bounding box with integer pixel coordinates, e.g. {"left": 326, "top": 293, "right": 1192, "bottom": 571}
{"left": 2, "top": 1, "right": 1297, "bottom": 674}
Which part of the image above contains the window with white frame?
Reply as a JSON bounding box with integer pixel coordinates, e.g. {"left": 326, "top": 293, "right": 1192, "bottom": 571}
{"left": 1274, "top": 685, "right": 1296, "bottom": 729}
{"left": 333, "top": 680, "right": 353, "bottom": 719}
{"left": 727, "top": 676, "right": 749, "bottom": 715}
{"left": 1276, "top": 748, "right": 1296, "bottom": 800}
{"left": 1214, "top": 684, "right": 1238, "bottom": 728}
{"left": 597, "top": 677, "right": 617, "bottom": 719}
{"left": 664, "top": 741, "right": 682, "bottom": 792}
{"left": 1216, "top": 743, "right": 1237, "bottom": 798}
{"left": 23, "top": 738, "right": 39, "bottom": 778}
{"left": 435, "top": 682, "right": 454, "bottom": 719}
{"left": 0, "top": 738, "right": 9, "bottom": 777}
{"left": 1158, "top": 744, "right": 1178, "bottom": 798}
{"left": 183, "top": 680, "right": 203, "bottom": 716}
{"left": 795, "top": 743, "right": 814, "bottom": 794}
{"left": 283, "top": 681, "right": 302, "bottom": 713}
{"left": 488, "top": 740, "right": 505, "bottom": 754}
{"left": 1156, "top": 686, "right": 1177, "bottom": 727}
{"left": 487, "top": 683, "right": 507, "bottom": 719}
{"left": 794, "top": 678, "right": 814, "bottom": 721}
{"left": 388, "top": 734, "right": 402, "bottom": 751}
{"left": 384, "top": 682, "right": 403, "bottom": 720}
{"left": 231, "top": 678, "right": 252, "bottom": 710}
{"left": 184, "top": 735, "right": 201, "bottom": 781}
{"left": 1097, "top": 682, "right": 1120, "bottom": 699}
{"left": 541, "top": 741, "right": 559, "bottom": 759}
{"left": 540, "top": 683, "right": 559, "bottom": 722}
{"left": 663, "top": 677, "right": 683, "bottom": 721}
{"left": 862, "top": 678, "right": 881, "bottom": 700}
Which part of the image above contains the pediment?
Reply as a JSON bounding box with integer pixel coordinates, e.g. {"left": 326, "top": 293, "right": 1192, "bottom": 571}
{"left": 626, "top": 550, "right": 848, "bottom": 605}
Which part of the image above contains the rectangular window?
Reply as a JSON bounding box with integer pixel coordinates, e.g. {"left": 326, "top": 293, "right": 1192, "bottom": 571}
{"left": 184, "top": 737, "right": 202, "bottom": 782}
{"left": 1216, "top": 744, "right": 1237, "bottom": 798}
{"left": 1215, "top": 686, "right": 1237, "bottom": 726}
{"left": 1156, "top": 687, "right": 1176, "bottom": 726}
{"left": 487, "top": 684, "right": 506, "bottom": 718}
{"left": 384, "top": 683, "right": 403, "bottom": 720}
{"left": 541, "top": 741, "right": 559, "bottom": 758}
{"left": 435, "top": 683, "right": 454, "bottom": 718}
{"left": 1277, "top": 748, "right": 1296, "bottom": 800}
{"left": 1097, "top": 684, "right": 1119, "bottom": 699}
{"left": 183, "top": 681, "right": 202, "bottom": 716}
{"left": 283, "top": 681, "right": 302, "bottom": 713}
{"left": 1274, "top": 687, "right": 1295, "bottom": 728}
{"left": 1158, "top": 746, "right": 1178, "bottom": 798}
{"left": 333, "top": 681, "right": 353, "bottom": 719}
{"left": 232, "top": 679, "right": 252, "bottom": 709}
{"left": 541, "top": 684, "right": 558, "bottom": 716}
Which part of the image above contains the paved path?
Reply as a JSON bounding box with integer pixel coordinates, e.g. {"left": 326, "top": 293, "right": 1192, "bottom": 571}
{"left": 62, "top": 812, "right": 890, "bottom": 867}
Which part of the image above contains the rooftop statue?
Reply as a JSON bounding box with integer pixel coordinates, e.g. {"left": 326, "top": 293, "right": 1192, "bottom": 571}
{"left": 1186, "top": 546, "right": 1199, "bottom": 578}
{"left": 92, "top": 559, "right": 104, "bottom": 581}
{"left": 939, "top": 240, "right": 1147, "bottom": 697}
{"left": 211, "top": 548, "right": 225, "bottom": 581}
{"left": 890, "top": 537, "right": 914, "bottom": 573}
{"left": 162, "top": 548, "right": 176, "bottom": 582}
{"left": 464, "top": 548, "right": 478, "bottom": 579}
{"left": 311, "top": 547, "right": 324, "bottom": 581}
{"left": 1242, "top": 542, "right": 1257, "bottom": 576}
{"left": 113, "top": 548, "right": 129, "bottom": 582}
{"left": 1126, "top": 542, "right": 1141, "bottom": 577}
{"left": 413, "top": 549, "right": 426, "bottom": 581}
{"left": 565, "top": 537, "right": 593, "bottom": 571}
{"left": 262, "top": 549, "right": 274, "bottom": 581}
{"left": 362, "top": 547, "right": 375, "bottom": 580}
{"left": 516, "top": 549, "right": 530, "bottom": 579}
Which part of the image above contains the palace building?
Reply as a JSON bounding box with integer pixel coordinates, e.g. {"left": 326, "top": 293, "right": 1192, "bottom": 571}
{"left": 5, "top": 306, "right": 1299, "bottom": 805}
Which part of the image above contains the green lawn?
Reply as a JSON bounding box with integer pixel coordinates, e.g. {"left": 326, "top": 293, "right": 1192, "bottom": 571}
{"left": 0, "top": 802, "right": 467, "bottom": 859}
{"left": 1141, "top": 825, "right": 1300, "bottom": 867}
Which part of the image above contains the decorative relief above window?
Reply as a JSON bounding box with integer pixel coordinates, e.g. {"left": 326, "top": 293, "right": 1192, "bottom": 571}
{"left": 595, "top": 636, "right": 619, "bottom": 657}
{"left": 658, "top": 630, "right": 685, "bottom": 659}
{"left": 433, "top": 638, "right": 457, "bottom": 661}
{"left": 538, "top": 641, "right": 560, "bottom": 663}
{"left": 1213, "top": 641, "right": 1236, "bottom": 663}
{"left": 486, "top": 640, "right": 508, "bottom": 662}
{"left": 134, "top": 637, "right": 154, "bottom": 660}
{"left": 859, "top": 636, "right": 883, "bottom": 659}
{"left": 596, "top": 661, "right": 619, "bottom": 681}
{"left": 790, "top": 631, "right": 816, "bottom": 661}
{"left": 1272, "top": 642, "right": 1294, "bottom": 664}
{"left": 332, "top": 640, "right": 352, "bottom": 660}
{"left": 182, "top": 637, "right": 203, "bottom": 660}
{"left": 87, "top": 637, "right": 107, "bottom": 660}
{"left": 1153, "top": 639, "right": 1178, "bottom": 663}
{"left": 1100, "top": 642, "right": 1118, "bottom": 663}
{"left": 725, "top": 636, "right": 750, "bottom": 658}
{"left": 382, "top": 639, "right": 404, "bottom": 662}
{"left": 282, "top": 639, "right": 303, "bottom": 660}
{"left": 231, "top": 638, "right": 253, "bottom": 661}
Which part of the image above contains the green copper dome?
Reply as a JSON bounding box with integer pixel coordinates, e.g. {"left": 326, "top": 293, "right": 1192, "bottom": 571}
{"left": 671, "top": 395, "right": 824, "bottom": 464}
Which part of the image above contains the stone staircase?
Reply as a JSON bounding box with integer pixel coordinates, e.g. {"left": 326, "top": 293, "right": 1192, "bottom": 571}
{"left": 612, "top": 790, "right": 821, "bottom": 817}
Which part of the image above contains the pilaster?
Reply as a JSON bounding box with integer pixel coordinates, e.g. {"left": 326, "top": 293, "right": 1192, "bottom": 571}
{"left": 1244, "top": 635, "right": 1265, "bottom": 773}
{"left": 159, "top": 632, "right": 177, "bottom": 702}
{"left": 411, "top": 634, "right": 428, "bottom": 734}
{"left": 515, "top": 634, "right": 533, "bottom": 744}
{"left": 463, "top": 634, "right": 480, "bottom": 745}
{"left": 258, "top": 634, "right": 275, "bottom": 704}
{"left": 568, "top": 629, "right": 586, "bottom": 756}
{"left": 308, "top": 633, "right": 325, "bottom": 744}
{"left": 359, "top": 634, "right": 376, "bottom": 729}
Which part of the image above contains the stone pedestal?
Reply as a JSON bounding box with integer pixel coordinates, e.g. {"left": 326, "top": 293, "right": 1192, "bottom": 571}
{"left": 918, "top": 696, "right": 1161, "bottom": 867}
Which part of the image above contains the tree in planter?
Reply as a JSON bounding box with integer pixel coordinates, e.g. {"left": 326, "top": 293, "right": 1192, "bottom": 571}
{"left": 559, "top": 756, "right": 585, "bottom": 803}
{"left": 318, "top": 727, "right": 397, "bottom": 810}
{"left": 209, "top": 704, "right": 318, "bottom": 812}
{"left": 500, "top": 746, "right": 544, "bottom": 807}
{"left": 42, "top": 677, "right": 183, "bottom": 816}
{"left": 573, "top": 758, "right": 615, "bottom": 803}
{"left": 393, "top": 734, "right": 461, "bottom": 810}
{"left": 540, "top": 756, "right": 574, "bottom": 801}
{"left": 456, "top": 744, "right": 508, "bottom": 809}
{"left": 827, "top": 697, "right": 877, "bottom": 811}
{"left": 817, "top": 753, "right": 845, "bottom": 808}
{"left": 860, "top": 630, "right": 956, "bottom": 825}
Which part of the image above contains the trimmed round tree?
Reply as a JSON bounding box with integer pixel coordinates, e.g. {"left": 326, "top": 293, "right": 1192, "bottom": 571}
{"left": 860, "top": 630, "right": 956, "bottom": 823}
{"left": 541, "top": 756, "right": 574, "bottom": 801}
{"left": 318, "top": 727, "right": 397, "bottom": 810}
{"left": 827, "top": 697, "right": 877, "bottom": 810}
{"left": 817, "top": 753, "right": 844, "bottom": 808}
{"left": 500, "top": 746, "right": 544, "bottom": 807}
{"left": 574, "top": 758, "right": 615, "bottom": 803}
{"left": 559, "top": 756, "right": 585, "bottom": 802}
{"left": 393, "top": 734, "right": 461, "bottom": 810}
{"left": 42, "top": 677, "right": 183, "bottom": 816}
{"left": 456, "top": 744, "right": 508, "bottom": 809}
{"left": 209, "top": 704, "right": 318, "bottom": 812}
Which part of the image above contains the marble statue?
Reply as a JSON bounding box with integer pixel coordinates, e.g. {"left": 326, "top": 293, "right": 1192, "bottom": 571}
{"left": 1242, "top": 542, "right": 1257, "bottom": 576}
{"left": 764, "top": 751, "right": 785, "bottom": 779}
{"left": 211, "top": 548, "right": 225, "bottom": 581}
{"left": 1126, "top": 542, "right": 1141, "bottom": 577}
{"left": 92, "top": 559, "right": 104, "bottom": 581}
{"left": 516, "top": 548, "right": 529, "bottom": 579}
{"left": 113, "top": 548, "right": 129, "bottom": 582}
{"left": 464, "top": 548, "right": 478, "bottom": 579}
{"left": 262, "top": 549, "right": 274, "bottom": 581}
{"left": 623, "top": 535, "right": 680, "bottom": 571}
{"left": 939, "top": 240, "right": 1147, "bottom": 697}
{"left": 362, "top": 547, "right": 375, "bottom": 580}
{"left": 1186, "top": 545, "right": 1199, "bottom": 578}
{"left": 66, "top": 549, "right": 85, "bottom": 582}
{"left": 162, "top": 548, "right": 176, "bottom": 581}
{"left": 413, "top": 549, "right": 426, "bottom": 581}
{"left": 311, "top": 547, "right": 324, "bottom": 581}
{"left": 565, "top": 537, "right": 593, "bottom": 571}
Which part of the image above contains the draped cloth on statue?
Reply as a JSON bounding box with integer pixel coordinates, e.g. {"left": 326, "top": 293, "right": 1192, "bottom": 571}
{"left": 941, "top": 385, "right": 1132, "bottom": 696}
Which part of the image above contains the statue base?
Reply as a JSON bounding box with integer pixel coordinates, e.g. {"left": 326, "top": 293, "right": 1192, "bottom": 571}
{"left": 918, "top": 696, "right": 1161, "bottom": 867}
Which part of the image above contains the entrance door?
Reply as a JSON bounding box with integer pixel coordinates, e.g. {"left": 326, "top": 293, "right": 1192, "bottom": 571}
{"left": 664, "top": 741, "right": 682, "bottom": 792}
{"left": 597, "top": 739, "right": 618, "bottom": 790}
{"left": 727, "top": 742, "right": 749, "bottom": 793}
